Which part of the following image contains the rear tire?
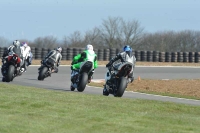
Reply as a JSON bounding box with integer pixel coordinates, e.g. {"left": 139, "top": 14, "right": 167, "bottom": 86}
{"left": 38, "top": 67, "right": 48, "bottom": 81}
{"left": 77, "top": 72, "right": 88, "bottom": 92}
{"left": 6, "top": 65, "right": 15, "bottom": 82}
{"left": 114, "top": 77, "right": 127, "bottom": 97}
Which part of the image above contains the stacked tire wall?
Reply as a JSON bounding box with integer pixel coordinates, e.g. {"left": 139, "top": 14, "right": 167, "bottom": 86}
{"left": 1, "top": 47, "right": 200, "bottom": 63}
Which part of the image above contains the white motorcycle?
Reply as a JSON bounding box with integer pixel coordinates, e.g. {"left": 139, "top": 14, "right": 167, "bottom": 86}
{"left": 70, "top": 61, "right": 94, "bottom": 92}
{"left": 103, "top": 62, "right": 133, "bottom": 97}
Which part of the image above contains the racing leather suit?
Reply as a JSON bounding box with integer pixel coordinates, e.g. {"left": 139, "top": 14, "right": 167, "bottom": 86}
{"left": 20, "top": 45, "right": 33, "bottom": 70}
{"left": 71, "top": 50, "right": 98, "bottom": 81}
{"left": 106, "top": 51, "right": 136, "bottom": 83}
{"left": 42, "top": 50, "right": 62, "bottom": 72}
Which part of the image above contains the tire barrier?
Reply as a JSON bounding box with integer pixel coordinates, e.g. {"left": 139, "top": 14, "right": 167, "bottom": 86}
{"left": 189, "top": 52, "right": 195, "bottom": 63}
{"left": 141, "top": 51, "right": 147, "bottom": 62}
{"left": 1, "top": 47, "right": 200, "bottom": 63}
{"left": 153, "top": 51, "right": 159, "bottom": 62}
{"left": 171, "top": 52, "right": 177, "bottom": 62}
{"left": 73, "top": 48, "right": 79, "bottom": 59}
{"left": 177, "top": 52, "right": 183, "bottom": 62}
{"left": 104, "top": 49, "right": 110, "bottom": 61}
{"left": 195, "top": 52, "right": 200, "bottom": 63}
{"left": 135, "top": 51, "right": 141, "bottom": 61}
{"left": 42, "top": 48, "right": 48, "bottom": 59}
{"left": 110, "top": 48, "right": 117, "bottom": 60}
{"left": 147, "top": 51, "right": 153, "bottom": 62}
{"left": 35, "top": 48, "right": 42, "bottom": 60}
{"left": 79, "top": 48, "right": 85, "bottom": 53}
{"left": 93, "top": 49, "right": 98, "bottom": 59}
{"left": 98, "top": 49, "right": 104, "bottom": 61}
{"left": 62, "top": 48, "right": 67, "bottom": 60}
{"left": 159, "top": 52, "right": 165, "bottom": 62}
{"left": 67, "top": 48, "right": 73, "bottom": 60}
{"left": 31, "top": 47, "right": 35, "bottom": 59}
{"left": 165, "top": 52, "right": 171, "bottom": 62}
{"left": 183, "top": 52, "right": 189, "bottom": 62}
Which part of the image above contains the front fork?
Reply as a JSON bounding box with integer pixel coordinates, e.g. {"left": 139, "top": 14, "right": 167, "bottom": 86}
{"left": 106, "top": 77, "right": 118, "bottom": 94}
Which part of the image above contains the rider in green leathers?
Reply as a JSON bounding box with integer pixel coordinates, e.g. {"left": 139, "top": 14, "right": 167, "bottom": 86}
{"left": 71, "top": 44, "right": 98, "bottom": 83}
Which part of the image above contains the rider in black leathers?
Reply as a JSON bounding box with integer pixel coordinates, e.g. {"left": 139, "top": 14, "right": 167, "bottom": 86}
{"left": 105, "top": 45, "right": 136, "bottom": 83}
{"left": 39, "top": 47, "right": 62, "bottom": 73}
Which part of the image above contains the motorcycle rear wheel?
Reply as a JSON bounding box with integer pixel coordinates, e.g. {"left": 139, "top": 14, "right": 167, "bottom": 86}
{"left": 38, "top": 67, "right": 48, "bottom": 81}
{"left": 114, "top": 77, "right": 127, "bottom": 97}
{"left": 77, "top": 72, "right": 88, "bottom": 92}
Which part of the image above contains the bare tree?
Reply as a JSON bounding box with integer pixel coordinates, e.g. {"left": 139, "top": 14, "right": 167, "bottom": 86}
{"left": 100, "top": 16, "right": 122, "bottom": 48}
{"left": 137, "top": 30, "right": 200, "bottom": 52}
{"left": 0, "top": 37, "right": 11, "bottom": 47}
{"left": 67, "top": 31, "right": 84, "bottom": 47}
{"left": 31, "top": 36, "right": 58, "bottom": 48}
{"left": 84, "top": 27, "right": 104, "bottom": 49}
{"left": 176, "top": 30, "right": 200, "bottom": 52}
{"left": 62, "top": 36, "right": 70, "bottom": 48}
{"left": 99, "top": 16, "right": 144, "bottom": 49}
{"left": 118, "top": 19, "right": 144, "bottom": 49}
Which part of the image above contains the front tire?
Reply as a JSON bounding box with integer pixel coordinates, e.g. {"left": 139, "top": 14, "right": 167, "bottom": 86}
{"left": 70, "top": 86, "right": 75, "bottom": 91}
{"left": 38, "top": 67, "right": 48, "bottom": 81}
{"left": 114, "top": 77, "right": 127, "bottom": 97}
{"left": 6, "top": 65, "right": 15, "bottom": 82}
{"left": 103, "top": 86, "right": 109, "bottom": 96}
{"left": 77, "top": 72, "right": 88, "bottom": 92}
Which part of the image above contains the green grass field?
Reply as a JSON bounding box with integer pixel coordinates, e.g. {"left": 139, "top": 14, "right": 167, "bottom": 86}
{"left": 0, "top": 83, "right": 200, "bottom": 133}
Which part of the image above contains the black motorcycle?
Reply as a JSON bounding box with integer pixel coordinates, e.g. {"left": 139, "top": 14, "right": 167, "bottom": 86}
{"left": 103, "top": 62, "right": 133, "bottom": 97}
{"left": 71, "top": 61, "right": 94, "bottom": 92}
{"left": 38, "top": 59, "right": 56, "bottom": 81}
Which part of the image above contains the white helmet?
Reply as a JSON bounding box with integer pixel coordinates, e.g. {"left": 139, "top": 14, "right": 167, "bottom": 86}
{"left": 13, "top": 40, "right": 20, "bottom": 47}
{"left": 85, "top": 44, "right": 93, "bottom": 51}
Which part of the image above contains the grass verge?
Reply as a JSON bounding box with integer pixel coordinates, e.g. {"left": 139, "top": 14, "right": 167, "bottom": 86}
{"left": 0, "top": 83, "right": 200, "bottom": 133}
{"left": 89, "top": 79, "right": 200, "bottom": 100}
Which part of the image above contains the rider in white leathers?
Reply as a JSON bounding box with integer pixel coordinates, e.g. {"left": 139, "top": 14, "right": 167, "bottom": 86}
{"left": 20, "top": 42, "right": 33, "bottom": 72}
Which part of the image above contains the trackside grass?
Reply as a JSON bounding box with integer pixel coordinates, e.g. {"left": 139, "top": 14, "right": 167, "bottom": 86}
{"left": 0, "top": 83, "right": 200, "bottom": 133}
{"left": 89, "top": 79, "right": 200, "bottom": 100}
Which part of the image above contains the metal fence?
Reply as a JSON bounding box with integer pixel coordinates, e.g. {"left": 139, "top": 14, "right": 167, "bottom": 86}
{"left": 0, "top": 47, "right": 200, "bottom": 63}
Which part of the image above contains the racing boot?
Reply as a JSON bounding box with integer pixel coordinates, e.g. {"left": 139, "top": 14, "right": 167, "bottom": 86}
{"left": 103, "top": 84, "right": 109, "bottom": 96}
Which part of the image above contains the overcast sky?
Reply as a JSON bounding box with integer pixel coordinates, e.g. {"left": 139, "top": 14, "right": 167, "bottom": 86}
{"left": 0, "top": 0, "right": 199, "bottom": 41}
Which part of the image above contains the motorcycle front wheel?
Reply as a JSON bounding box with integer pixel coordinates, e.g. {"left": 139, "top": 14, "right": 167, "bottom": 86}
{"left": 6, "top": 65, "right": 15, "bottom": 82}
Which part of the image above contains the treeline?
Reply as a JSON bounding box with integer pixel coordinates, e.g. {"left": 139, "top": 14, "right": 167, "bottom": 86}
{"left": 0, "top": 17, "right": 200, "bottom": 52}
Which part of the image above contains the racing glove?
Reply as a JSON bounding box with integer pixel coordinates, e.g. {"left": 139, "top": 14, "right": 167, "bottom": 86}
{"left": 106, "top": 62, "right": 112, "bottom": 67}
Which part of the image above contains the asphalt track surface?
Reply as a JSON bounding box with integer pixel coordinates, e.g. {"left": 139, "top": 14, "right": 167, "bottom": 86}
{"left": 1, "top": 66, "right": 200, "bottom": 106}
